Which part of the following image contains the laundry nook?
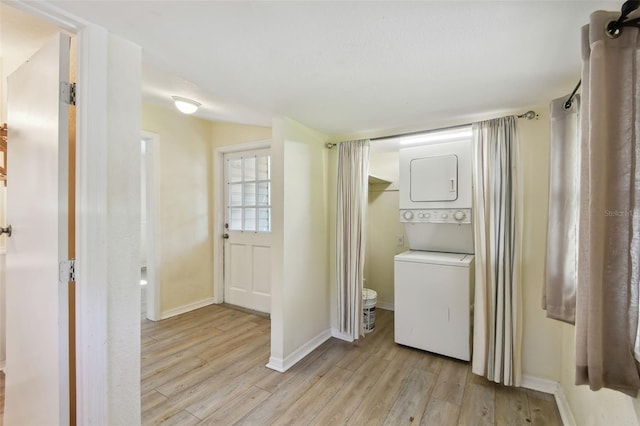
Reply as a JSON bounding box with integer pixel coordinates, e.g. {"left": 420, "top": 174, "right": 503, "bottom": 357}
{"left": 394, "top": 133, "right": 475, "bottom": 361}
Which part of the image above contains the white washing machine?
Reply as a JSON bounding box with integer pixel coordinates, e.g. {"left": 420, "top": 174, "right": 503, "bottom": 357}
{"left": 394, "top": 250, "right": 474, "bottom": 361}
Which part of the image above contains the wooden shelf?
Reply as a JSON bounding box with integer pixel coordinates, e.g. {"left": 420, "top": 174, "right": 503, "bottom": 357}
{"left": 368, "top": 174, "right": 391, "bottom": 185}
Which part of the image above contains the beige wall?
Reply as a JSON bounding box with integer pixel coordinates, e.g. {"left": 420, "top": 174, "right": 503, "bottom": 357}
{"left": 517, "top": 107, "right": 564, "bottom": 381}
{"left": 141, "top": 105, "right": 271, "bottom": 316}
{"left": 521, "top": 108, "right": 637, "bottom": 425}
{"left": 141, "top": 102, "right": 214, "bottom": 314}
{"left": 211, "top": 121, "right": 271, "bottom": 148}
{"left": 365, "top": 150, "right": 407, "bottom": 308}
{"left": 561, "top": 323, "right": 640, "bottom": 425}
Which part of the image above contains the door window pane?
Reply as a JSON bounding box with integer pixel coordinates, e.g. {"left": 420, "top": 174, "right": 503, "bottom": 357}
{"left": 243, "top": 157, "right": 256, "bottom": 181}
{"left": 243, "top": 183, "right": 256, "bottom": 206}
{"left": 257, "top": 156, "right": 270, "bottom": 180}
{"left": 258, "top": 208, "right": 270, "bottom": 232}
{"left": 226, "top": 152, "right": 271, "bottom": 232}
{"left": 229, "top": 208, "right": 242, "bottom": 230}
{"left": 257, "top": 182, "right": 269, "bottom": 206}
{"left": 229, "top": 159, "right": 242, "bottom": 182}
{"left": 244, "top": 208, "right": 256, "bottom": 231}
{"left": 229, "top": 183, "right": 242, "bottom": 206}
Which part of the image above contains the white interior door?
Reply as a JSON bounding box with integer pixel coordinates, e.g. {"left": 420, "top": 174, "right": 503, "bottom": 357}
{"left": 223, "top": 149, "right": 271, "bottom": 314}
{"left": 5, "top": 33, "right": 71, "bottom": 425}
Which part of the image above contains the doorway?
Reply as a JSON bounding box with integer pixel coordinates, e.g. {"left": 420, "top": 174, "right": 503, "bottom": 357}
{"left": 213, "top": 140, "right": 271, "bottom": 313}
{"left": 141, "top": 131, "right": 161, "bottom": 321}
{"left": 222, "top": 148, "right": 272, "bottom": 313}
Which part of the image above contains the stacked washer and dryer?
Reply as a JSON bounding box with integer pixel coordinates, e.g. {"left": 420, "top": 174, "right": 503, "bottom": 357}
{"left": 394, "top": 137, "right": 475, "bottom": 361}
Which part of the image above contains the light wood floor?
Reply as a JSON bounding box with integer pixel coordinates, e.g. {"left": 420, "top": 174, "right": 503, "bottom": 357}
{"left": 142, "top": 304, "right": 563, "bottom": 425}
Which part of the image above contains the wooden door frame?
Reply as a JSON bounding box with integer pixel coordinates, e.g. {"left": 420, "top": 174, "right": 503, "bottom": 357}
{"left": 212, "top": 140, "right": 270, "bottom": 305}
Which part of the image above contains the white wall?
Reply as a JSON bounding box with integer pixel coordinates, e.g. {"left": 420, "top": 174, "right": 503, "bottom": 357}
{"left": 140, "top": 143, "right": 146, "bottom": 268}
{"left": 270, "top": 117, "right": 330, "bottom": 370}
{"left": 141, "top": 102, "right": 215, "bottom": 316}
{"left": 105, "top": 33, "right": 142, "bottom": 425}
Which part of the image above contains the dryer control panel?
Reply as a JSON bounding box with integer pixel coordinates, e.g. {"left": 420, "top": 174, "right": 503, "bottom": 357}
{"left": 400, "top": 208, "right": 472, "bottom": 224}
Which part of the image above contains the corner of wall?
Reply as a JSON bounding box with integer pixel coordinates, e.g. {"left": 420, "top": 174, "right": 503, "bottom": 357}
{"left": 520, "top": 375, "right": 576, "bottom": 425}
{"left": 558, "top": 322, "right": 640, "bottom": 425}
{"left": 271, "top": 116, "right": 331, "bottom": 368}
{"left": 555, "top": 383, "right": 578, "bottom": 426}
{"left": 266, "top": 328, "right": 332, "bottom": 373}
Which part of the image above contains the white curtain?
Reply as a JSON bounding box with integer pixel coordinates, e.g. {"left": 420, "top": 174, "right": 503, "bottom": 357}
{"left": 575, "top": 11, "right": 640, "bottom": 396}
{"left": 336, "top": 139, "right": 370, "bottom": 340}
{"left": 471, "top": 116, "right": 523, "bottom": 386}
{"left": 542, "top": 95, "right": 580, "bottom": 324}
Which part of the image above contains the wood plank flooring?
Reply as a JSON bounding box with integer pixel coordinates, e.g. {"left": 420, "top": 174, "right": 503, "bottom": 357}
{"left": 142, "top": 305, "right": 563, "bottom": 426}
{"left": 0, "top": 284, "right": 563, "bottom": 424}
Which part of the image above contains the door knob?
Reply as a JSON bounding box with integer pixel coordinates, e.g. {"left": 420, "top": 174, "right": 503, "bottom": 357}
{"left": 222, "top": 233, "right": 229, "bottom": 239}
{"left": 0, "top": 225, "right": 11, "bottom": 237}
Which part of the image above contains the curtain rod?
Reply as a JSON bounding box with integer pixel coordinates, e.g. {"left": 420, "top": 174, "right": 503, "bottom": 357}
{"left": 564, "top": 80, "right": 581, "bottom": 109}
{"left": 325, "top": 110, "right": 538, "bottom": 148}
{"left": 562, "top": 1, "right": 639, "bottom": 110}
{"left": 606, "top": 0, "right": 640, "bottom": 38}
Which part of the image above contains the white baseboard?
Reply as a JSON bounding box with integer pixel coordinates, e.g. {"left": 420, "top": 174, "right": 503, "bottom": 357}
{"left": 521, "top": 375, "right": 575, "bottom": 426}
{"left": 554, "top": 384, "right": 577, "bottom": 426}
{"left": 331, "top": 328, "right": 355, "bottom": 342}
{"left": 376, "top": 301, "right": 394, "bottom": 311}
{"left": 160, "top": 298, "right": 215, "bottom": 320}
{"left": 266, "top": 328, "right": 332, "bottom": 373}
{"left": 521, "top": 374, "right": 559, "bottom": 394}
{"left": 265, "top": 356, "right": 286, "bottom": 372}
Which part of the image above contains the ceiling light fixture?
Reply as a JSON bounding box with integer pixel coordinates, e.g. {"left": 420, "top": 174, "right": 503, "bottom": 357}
{"left": 172, "top": 96, "right": 201, "bottom": 114}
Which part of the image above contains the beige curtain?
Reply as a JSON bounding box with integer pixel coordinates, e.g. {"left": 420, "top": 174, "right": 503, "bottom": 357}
{"left": 471, "top": 116, "right": 523, "bottom": 386}
{"left": 336, "top": 140, "right": 369, "bottom": 340}
{"left": 543, "top": 95, "right": 579, "bottom": 324}
{"left": 575, "top": 11, "right": 640, "bottom": 396}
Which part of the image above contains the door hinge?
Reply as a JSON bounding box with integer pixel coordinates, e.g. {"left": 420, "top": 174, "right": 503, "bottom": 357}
{"left": 60, "top": 82, "right": 76, "bottom": 106}
{"left": 59, "top": 259, "right": 76, "bottom": 283}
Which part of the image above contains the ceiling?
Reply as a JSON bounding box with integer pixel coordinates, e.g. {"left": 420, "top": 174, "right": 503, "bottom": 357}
{"left": 2, "top": 1, "right": 622, "bottom": 137}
